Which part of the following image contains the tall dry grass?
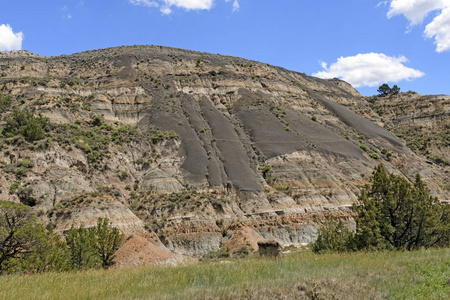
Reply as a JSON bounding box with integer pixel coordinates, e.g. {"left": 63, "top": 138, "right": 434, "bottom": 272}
{"left": 0, "top": 248, "right": 448, "bottom": 299}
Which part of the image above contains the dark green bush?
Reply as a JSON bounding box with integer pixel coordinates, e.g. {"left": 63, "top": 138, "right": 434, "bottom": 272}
{"left": 2, "top": 109, "right": 49, "bottom": 142}
{"left": 312, "top": 218, "right": 354, "bottom": 253}
{"left": 312, "top": 164, "right": 449, "bottom": 253}
{"left": 261, "top": 165, "right": 272, "bottom": 179}
{"left": 0, "top": 94, "right": 12, "bottom": 113}
{"left": 0, "top": 201, "right": 70, "bottom": 274}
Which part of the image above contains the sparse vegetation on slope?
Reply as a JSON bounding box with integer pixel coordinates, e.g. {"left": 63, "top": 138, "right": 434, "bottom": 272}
{"left": 0, "top": 46, "right": 448, "bottom": 267}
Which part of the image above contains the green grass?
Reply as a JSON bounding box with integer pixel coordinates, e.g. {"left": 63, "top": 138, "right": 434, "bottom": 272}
{"left": 0, "top": 248, "right": 449, "bottom": 299}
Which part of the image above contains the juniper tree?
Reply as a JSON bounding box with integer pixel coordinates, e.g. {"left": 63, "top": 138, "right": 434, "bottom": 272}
{"left": 312, "top": 164, "right": 449, "bottom": 253}
{"left": 0, "top": 201, "right": 54, "bottom": 274}
{"left": 65, "top": 217, "right": 123, "bottom": 269}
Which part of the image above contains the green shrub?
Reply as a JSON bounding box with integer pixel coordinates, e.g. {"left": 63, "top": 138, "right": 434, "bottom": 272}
{"left": 0, "top": 94, "right": 12, "bottom": 113}
{"left": 261, "top": 165, "right": 272, "bottom": 179}
{"left": 311, "top": 218, "right": 354, "bottom": 253}
{"left": 369, "top": 153, "right": 380, "bottom": 159}
{"left": 0, "top": 200, "right": 70, "bottom": 274}
{"left": 359, "top": 144, "right": 369, "bottom": 152}
{"left": 91, "top": 115, "right": 103, "bottom": 126}
{"left": 65, "top": 218, "right": 123, "bottom": 269}
{"left": 9, "top": 183, "right": 19, "bottom": 194}
{"left": 22, "top": 117, "right": 45, "bottom": 142}
{"left": 196, "top": 56, "right": 203, "bottom": 67}
{"left": 100, "top": 123, "right": 112, "bottom": 131}
{"left": 313, "top": 164, "right": 450, "bottom": 253}
{"left": 432, "top": 155, "right": 449, "bottom": 166}
{"left": 2, "top": 109, "right": 49, "bottom": 142}
{"left": 150, "top": 129, "right": 178, "bottom": 144}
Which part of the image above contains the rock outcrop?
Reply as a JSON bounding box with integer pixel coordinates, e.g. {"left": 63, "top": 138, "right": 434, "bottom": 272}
{"left": 0, "top": 45, "right": 448, "bottom": 261}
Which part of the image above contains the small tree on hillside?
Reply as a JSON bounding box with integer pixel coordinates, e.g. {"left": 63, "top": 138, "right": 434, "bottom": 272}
{"left": 390, "top": 84, "right": 400, "bottom": 95}
{"left": 65, "top": 217, "right": 123, "bottom": 269}
{"left": 65, "top": 224, "right": 101, "bottom": 270}
{"left": 91, "top": 217, "right": 123, "bottom": 268}
{"left": 377, "top": 83, "right": 391, "bottom": 96}
{"left": 2, "top": 109, "right": 49, "bottom": 142}
{"left": 0, "top": 201, "right": 53, "bottom": 274}
{"left": 377, "top": 84, "right": 401, "bottom": 97}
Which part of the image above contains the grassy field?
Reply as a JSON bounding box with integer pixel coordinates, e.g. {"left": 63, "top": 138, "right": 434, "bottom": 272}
{"left": 1, "top": 248, "right": 449, "bottom": 299}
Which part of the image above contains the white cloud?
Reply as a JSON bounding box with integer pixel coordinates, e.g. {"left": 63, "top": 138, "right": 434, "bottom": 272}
{"left": 387, "top": 0, "right": 447, "bottom": 26}
{"left": 161, "top": 7, "right": 172, "bottom": 14}
{"left": 0, "top": 24, "right": 23, "bottom": 51}
{"left": 129, "top": 0, "right": 158, "bottom": 7}
{"left": 387, "top": 0, "right": 450, "bottom": 52}
{"left": 165, "top": 0, "right": 214, "bottom": 10}
{"left": 129, "top": 0, "right": 238, "bottom": 14}
{"left": 225, "top": 0, "right": 239, "bottom": 12}
{"left": 425, "top": 7, "right": 450, "bottom": 52}
{"left": 312, "top": 53, "right": 425, "bottom": 88}
{"left": 232, "top": 0, "right": 239, "bottom": 11}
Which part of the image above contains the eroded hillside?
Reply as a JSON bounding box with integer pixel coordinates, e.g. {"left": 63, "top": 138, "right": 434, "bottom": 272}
{"left": 0, "top": 46, "right": 448, "bottom": 262}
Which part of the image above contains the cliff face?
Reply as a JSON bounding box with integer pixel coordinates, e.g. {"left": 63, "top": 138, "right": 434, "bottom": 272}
{"left": 0, "top": 46, "right": 448, "bottom": 261}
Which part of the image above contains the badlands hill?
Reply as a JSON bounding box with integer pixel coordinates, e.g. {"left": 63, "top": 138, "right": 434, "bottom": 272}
{"left": 0, "top": 45, "right": 448, "bottom": 264}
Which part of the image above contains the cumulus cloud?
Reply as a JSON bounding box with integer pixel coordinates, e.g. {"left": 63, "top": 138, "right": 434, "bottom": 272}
{"left": 312, "top": 53, "right": 425, "bottom": 88}
{"left": 424, "top": 7, "right": 450, "bottom": 52}
{"left": 129, "top": 0, "right": 238, "bottom": 14}
{"left": 387, "top": 0, "right": 450, "bottom": 52}
{"left": 387, "top": 0, "right": 447, "bottom": 26}
{"left": 0, "top": 24, "right": 23, "bottom": 51}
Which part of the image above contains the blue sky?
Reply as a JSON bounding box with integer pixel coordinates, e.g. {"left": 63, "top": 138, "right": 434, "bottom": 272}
{"left": 1, "top": 0, "right": 449, "bottom": 96}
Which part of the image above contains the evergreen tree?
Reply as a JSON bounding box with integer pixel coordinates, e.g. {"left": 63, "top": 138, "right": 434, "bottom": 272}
{"left": 0, "top": 201, "right": 62, "bottom": 275}
{"left": 2, "top": 108, "right": 49, "bottom": 142}
{"left": 312, "top": 218, "right": 354, "bottom": 253}
{"left": 65, "top": 218, "right": 123, "bottom": 269}
{"left": 6, "top": 228, "right": 71, "bottom": 274}
{"left": 312, "top": 164, "right": 449, "bottom": 253}
{"left": 91, "top": 218, "right": 123, "bottom": 268}
{"left": 377, "top": 83, "right": 391, "bottom": 96}
{"left": 65, "top": 224, "right": 101, "bottom": 270}
{"left": 391, "top": 84, "right": 400, "bottom": 95}
{"left": 354, "top": 165, "right": 449, "bottom": 250}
